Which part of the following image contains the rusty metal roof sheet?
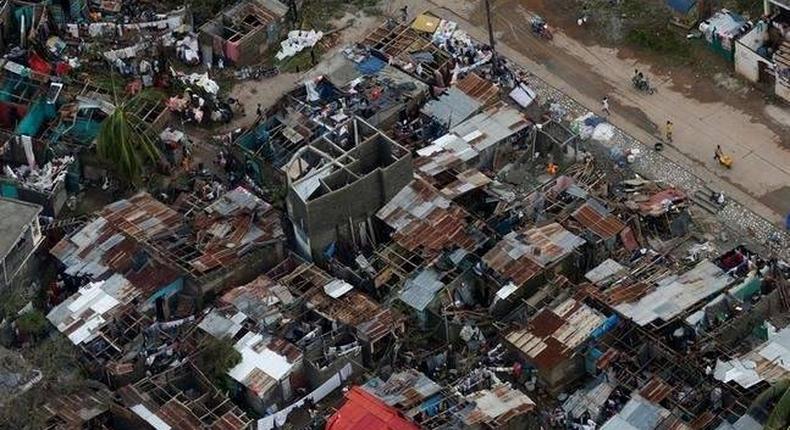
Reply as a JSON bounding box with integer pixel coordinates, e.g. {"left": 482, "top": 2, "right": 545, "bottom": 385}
{"left": 572, "top": 199, "right": 625, "bottom": 240}
{"left": 639, "top": 376, "right": 674, "bottom": 404}
{"left": 483, "top": 222, "right": 584, "bottom": 286}
{"left": 52, "top": 193, "right": 182, "bottom": 289}
{"left": 219, "top": 275, "right": 293, "bottom": 326}
{"left": 310, "top": 278, "right": 403, "bottom": 343}
{"left": 505, "top": 298, "right": 605, "bottom": 370}
{"left": 102, "top": 192, "right": 183, "bottom": 240}
{"left": 614, "top": 260, "right": 730, "bottom": 326}
{"left": 634, "top": 188, "right": 688, "bottom": 216}
{"left": 43, "top": 386, "right": 112, "bottom": 427}
{"left": 46, "top": 276, "right": 141, "bottom": 346}
{"left": 520, "top": 223, "right": 586, "bottom": 267}
{"left": 454, "top": 383, "right": 535, "bottom": 426}
{"left": 482, "top": 240, "right": 542, "bottom": 287}
{"left": 377, "top": 177, "right": 478, "bottom": 255}
{"left": 439, "top": 169, "right": 492, "bottom": 199}
{"left": 362, "top": 369, "right": 442, "bottom": 410}
{"left": 455, "top": 72, "right": 500, "bottom": 106}
{"left": 190, "top": 187, "right": 285, "bottom": 274}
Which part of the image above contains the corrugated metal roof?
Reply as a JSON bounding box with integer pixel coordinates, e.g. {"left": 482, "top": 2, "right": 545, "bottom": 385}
{"left": 718, "top": 325, "right": 790, "bottom": 389}
{"left": 482, "top": 238, "right": 542, "bottom": 287}
{"left": 715, "top": 414, "right": 762, "bottom": 430}
{"left": 415, "top": 133, "right": 479, "bottom": 177}
{"left": 421, "top": 87, "right": 481, "bottom": 128}
{"left": 455, "top": 72, "right": 500, "bottom": 105}
{"left": 190, "top": 187, "right": 285, "bottom": 274}
{"left": 562, "top": 380, "right": 614, "bottom": 420}
{"left": 326, "top": 386, "right": 420, "bottom": 430}
{"left": 198, "top": 309, "right": 245, "bottom": 339}
{"left": 449, "top": 103, "right": 530, "bottom": 153}
{"left": 377, "top": 177, "right": 478, "bottom": 255}
{"left": 46, "top": 275, "right": 139, "bottom": 345}
{"left": 639, "top": 376, "right": 674, "bottom": 403}
{"left": 220, "top": 275, "right": 293, "bottom": 326}
{"left": 600, "top": 394, "right": 672, "bottom": 430}
{"left": 585, "top": 259, "right": 626, "bottom": 285}
{"left": 103, "top": 193, "right": 183, "bottom": 240}
{"left": 440, "top": 169, "right": 492, "bottom": 199}
{"left": 634, "top": 188, "right": 687, "bottom": 216}
{"left": 571, "top": 199, "right": 625, "bottom": 240}
{"left": 483, "top": 223, "right": 584, "bottom": 286}
{"left": 43, "top": 386, "right": 112, "bottom": 427}
{"left": 227, "top": 332, "right": 301, "bottom": 397}
{"left": 399, "top": 268, "right": 445, "bottom": 311}
{"left": 505, "top": 298, "right": 605, "bottom": 370}
{"left": 205, "top": 186, "right": 272, "bottom": 216}
{"left": 454, "top": 383, "right": 535, "bottom": 426}
{"left": 614, "top": 260, "right": 731, "bottom": 326}
{"left": 362, "top": 369, "right": 442, "bottom": 409}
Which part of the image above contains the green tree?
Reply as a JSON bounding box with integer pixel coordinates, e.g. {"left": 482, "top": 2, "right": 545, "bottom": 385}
{"left": 196, "top": 337, "right": 241, "bottom": 390}
{"left": 16, "top": 310, "right": 49, "bottom": 338}
{"left": 96, "top": 96, "right": 160, "bottom": 184}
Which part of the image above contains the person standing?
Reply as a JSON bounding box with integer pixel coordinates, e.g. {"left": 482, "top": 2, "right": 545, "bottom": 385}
{"left": 400, "top": 6, "right": 408, "bottom": 23}
{"left": 665, "top": 120, "right": 673, "bottom": 142}
{"left": 601, "top": 96, "right": 610, "bottom": 116}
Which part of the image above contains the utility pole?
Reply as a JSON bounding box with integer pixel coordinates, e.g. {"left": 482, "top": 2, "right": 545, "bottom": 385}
{"left": 484, "top": 0, "right": 500, "bottom": 76}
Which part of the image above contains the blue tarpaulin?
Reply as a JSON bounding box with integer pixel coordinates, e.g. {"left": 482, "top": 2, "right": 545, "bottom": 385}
{"left": 666, "top": 0, "right": 696, "bottom": 14}
{"left": 591, "top": 314, "right": 619, "bottom": 339}
{"left": 585, "top": 347, "right": 603, "bottom": 374}
{"left": 584, "top": 116, "right": 605, "bottom": 127}
{"left": 421, "top": 395, "right": 442, "bottom": 417}
{"left": 323, "top": 242, "right": 336, "bottom": 259}
{"left": 356, "top": 56, "right": 386, "bottom": 75}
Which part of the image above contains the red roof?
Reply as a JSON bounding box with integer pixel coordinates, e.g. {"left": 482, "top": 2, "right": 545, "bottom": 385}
{"left": 326, "top": 387, "right": 419, "bottom": 430}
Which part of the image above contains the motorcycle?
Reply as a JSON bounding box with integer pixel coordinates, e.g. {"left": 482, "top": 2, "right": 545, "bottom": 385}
{"left": 632, "top": 75, "right": 656, "bottom": 94}
{"left": 233, "top": 65, "right": 279, "bottom": 81}
{"left": 530, "top": 16, "right": 553, "bottom": 40}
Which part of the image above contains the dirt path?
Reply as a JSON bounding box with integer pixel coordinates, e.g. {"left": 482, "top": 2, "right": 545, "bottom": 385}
{"left": 224, "top": 11, "right": 383, "bottom": 133}
{"left": 415, "top": 0, "right": 790, "bottom": 222}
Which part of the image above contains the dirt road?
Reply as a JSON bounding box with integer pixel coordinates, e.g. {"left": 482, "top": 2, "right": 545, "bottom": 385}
{"left": 419, "top": 0, "right": 790, "bottom": 223}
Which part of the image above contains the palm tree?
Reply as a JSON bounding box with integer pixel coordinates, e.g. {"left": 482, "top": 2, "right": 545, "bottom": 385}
{"left": 750, "top": 379, "right": 790, "bottom": 429}
{"left": 96, "top": 92, "right": 161, "bottom": 184}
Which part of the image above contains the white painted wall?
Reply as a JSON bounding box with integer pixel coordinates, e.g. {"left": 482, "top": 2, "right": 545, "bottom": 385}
{"left": 734, "top": 24, "right": 771, "bottom": 83}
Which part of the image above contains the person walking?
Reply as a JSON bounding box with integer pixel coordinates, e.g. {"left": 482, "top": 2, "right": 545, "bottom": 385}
{"left": 665, "top": 120, "right": 673, "bottom": 142}
{"left": 714, "top": 144, "right": 723, "bottom": 162}
{"left": 400, "top": 6, "right": 408, "bottom": 23}
{"left": 601, "top": 96, "right": 610, "bottom": 116}
{"left": 256, "top": 103, "right": 263, "bottom": 118}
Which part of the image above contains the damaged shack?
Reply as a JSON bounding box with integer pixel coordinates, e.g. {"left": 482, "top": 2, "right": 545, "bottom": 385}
{"left": 199, "top": 0, "right": 288, "bottom": 66}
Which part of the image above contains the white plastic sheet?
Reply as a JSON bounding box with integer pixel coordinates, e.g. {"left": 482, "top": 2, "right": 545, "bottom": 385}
{"left": 180, "top": 73, "right": 219, "bottom": 95}
{"left": 276, "top": 30, "right": 324, "bottom": 61}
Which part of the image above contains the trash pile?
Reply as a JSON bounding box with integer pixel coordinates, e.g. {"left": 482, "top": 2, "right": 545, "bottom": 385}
{"left": 167, "top": 72, "right": 234, "bottom": 124}
{"left": 3, "top": 155, "right": 74, "bottom": 193}
{"left": 572, "top": 113, "right": 614, "bottom": 141}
